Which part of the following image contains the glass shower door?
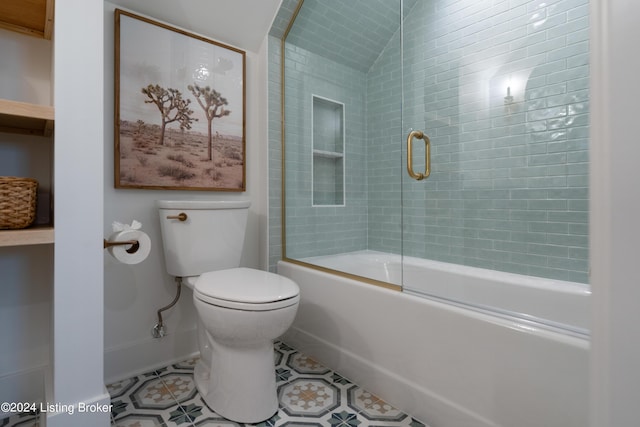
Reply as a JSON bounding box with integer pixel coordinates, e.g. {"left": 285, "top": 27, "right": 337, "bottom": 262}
{"left": 400, "top": 0, "right": 591, "bottom": 333}
{"left": 282, "top": 0, "right": 405, "bottom": 288}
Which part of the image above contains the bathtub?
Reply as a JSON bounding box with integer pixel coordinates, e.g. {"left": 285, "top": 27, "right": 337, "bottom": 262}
{"left": 300, "top": 250, "right": 590, "bottom": 336}
{"left": 278, "top": 252, "right": 589, "bottom": 427}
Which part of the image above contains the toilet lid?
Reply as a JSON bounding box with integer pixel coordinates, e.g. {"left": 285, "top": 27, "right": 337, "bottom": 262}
{"left": 195, "top": 267, "right": 299, "bottom": 304}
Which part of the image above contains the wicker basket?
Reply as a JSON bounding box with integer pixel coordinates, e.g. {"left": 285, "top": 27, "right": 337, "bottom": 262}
{"left": 0, "top": 177, "right": 38, "bottom": 229}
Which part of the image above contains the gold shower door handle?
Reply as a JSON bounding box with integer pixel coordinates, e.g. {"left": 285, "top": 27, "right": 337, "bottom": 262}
{"left": 407, "top": 130, "right": 431, "bottom": 181}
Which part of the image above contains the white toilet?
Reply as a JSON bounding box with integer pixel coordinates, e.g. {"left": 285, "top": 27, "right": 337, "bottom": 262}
{"left": 156, "top": 200, "right": 300, "bottom": 423}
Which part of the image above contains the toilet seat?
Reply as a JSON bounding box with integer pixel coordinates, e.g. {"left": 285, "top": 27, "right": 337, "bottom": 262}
{"left": 194, "top": 267, "right": 300, "bottom": 311}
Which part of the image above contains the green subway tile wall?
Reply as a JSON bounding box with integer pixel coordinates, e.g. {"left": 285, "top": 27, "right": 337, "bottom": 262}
{"left": 270, "top": 0, "right": 589, "bottom": 283}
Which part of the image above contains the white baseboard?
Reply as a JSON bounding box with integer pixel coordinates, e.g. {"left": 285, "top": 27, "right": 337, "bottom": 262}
{"left": 104, "top": 328, "right": 198, "bottom": 384}
{"left": 0, "top": 366, "right": 47, "bottom": 420}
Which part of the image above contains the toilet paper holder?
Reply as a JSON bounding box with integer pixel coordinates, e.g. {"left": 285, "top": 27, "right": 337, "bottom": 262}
{"left": 103, "top": 238, "right": 140, "bottom": 254}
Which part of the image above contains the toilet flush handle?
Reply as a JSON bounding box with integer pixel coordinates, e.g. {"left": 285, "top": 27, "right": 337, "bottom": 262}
{"left": 167, "top": 212, "right": 188, "bottom": 221}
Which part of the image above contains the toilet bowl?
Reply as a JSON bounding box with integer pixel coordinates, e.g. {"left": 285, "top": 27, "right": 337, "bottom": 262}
{"left": 157, "top": 200, "right": 300, "bottom": 423}
{"left": 189, "top": 268, "right": 299, "bottom": 423}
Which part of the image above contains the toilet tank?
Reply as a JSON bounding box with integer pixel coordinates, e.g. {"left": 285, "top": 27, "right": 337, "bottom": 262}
{"left": 157, "top": 200, "right": 250, "bottom": 277}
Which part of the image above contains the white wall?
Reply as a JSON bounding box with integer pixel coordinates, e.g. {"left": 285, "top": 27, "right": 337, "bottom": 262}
{"left": 102, "top": 2, "right": 270, "bottom": 382}
{"left": 50, "top": 0, "right": 109, "bottom": 425}
{"left": 589, "top": 0, "right": 640, "bottom": 425}
{"left": 0, "top": 28, "right": 52, "bottom": 105}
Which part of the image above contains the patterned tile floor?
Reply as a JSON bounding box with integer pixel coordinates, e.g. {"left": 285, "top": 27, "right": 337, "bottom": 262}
{"left": 0, "top": 342, "right": 426, "bottom": 427}
{"left": 108, "top": 342, "right": 425, "bottom": 427}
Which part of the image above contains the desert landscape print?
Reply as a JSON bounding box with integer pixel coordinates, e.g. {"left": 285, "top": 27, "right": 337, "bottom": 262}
{"left": 115, "top": 10, "right": 245, "bottom": 191}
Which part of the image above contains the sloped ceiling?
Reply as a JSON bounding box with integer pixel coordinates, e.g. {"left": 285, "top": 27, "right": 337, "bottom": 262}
{"left": 285, "top": 0, "right": 418, "bottom": 73}
{"left": 107, "top": 0, "right": 282, "bottom": 53}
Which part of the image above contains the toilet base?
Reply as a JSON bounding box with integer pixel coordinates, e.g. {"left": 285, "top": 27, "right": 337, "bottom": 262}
{"left": 194, "top": 339, "right": 279, "bottom": 423}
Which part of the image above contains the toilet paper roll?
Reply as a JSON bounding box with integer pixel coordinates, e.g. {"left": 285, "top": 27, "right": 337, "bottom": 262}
{"left": 107, "top": 229, "right": 151, "bottom": 264}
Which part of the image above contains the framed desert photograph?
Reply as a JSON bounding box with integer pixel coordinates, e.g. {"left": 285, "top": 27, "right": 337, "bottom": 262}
{"left": 114, "top": 9, "right": 246, "bottom": 191}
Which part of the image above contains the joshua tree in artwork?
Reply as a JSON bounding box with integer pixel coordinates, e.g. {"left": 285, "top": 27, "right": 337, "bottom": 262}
{"left": 188, "top": 83, "right": 231, "bottom": 161}
{"left": 141, "top": 84, "right": 196, "bottom": 145}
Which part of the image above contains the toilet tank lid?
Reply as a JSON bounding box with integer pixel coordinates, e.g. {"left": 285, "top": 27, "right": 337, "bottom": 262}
{"left": 196, "top": 268, "right": 299, "bottom": 303}
{"left": 156, "top": 200, "right": 250, "bottom": 210}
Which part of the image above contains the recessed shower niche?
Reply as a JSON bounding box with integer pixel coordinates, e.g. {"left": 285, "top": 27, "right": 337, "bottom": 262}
{"left": 312, "top": 95, "right": 344, "bottom": 206}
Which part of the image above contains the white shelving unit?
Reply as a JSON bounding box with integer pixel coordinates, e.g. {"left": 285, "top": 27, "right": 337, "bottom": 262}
{"left": 0, "top": 0, "right": 54, "bottom": 418}
{"left": 0, "top": 0, "right": 55, "bottom": 247}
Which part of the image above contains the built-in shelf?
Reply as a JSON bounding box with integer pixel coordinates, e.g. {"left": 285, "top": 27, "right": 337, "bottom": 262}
{"left": 313, "top": 149, "right": 344, "bottom": 159}
{"left": 0, "top": 0, "right": 54, "bottom": 40}
{"left": 0, "top": 99, "right": 55, "bottom": 246}
{"left": 0, "top": 1, "right": 54, "bottom": 416}
{"left": 0, "top": 226, "right": 54, "bottom": 247}
{"left": 0, "top": 99, "right": 54, "bottom": 137}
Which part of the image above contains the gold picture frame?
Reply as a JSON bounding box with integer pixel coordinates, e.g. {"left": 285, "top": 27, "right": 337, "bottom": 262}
{"left": 114, "top": 9, "right": 246, "bottom": 191}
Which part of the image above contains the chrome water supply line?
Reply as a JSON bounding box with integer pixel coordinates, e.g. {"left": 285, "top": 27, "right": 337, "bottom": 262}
{"left": 151, "top": 276, "right": 183, "bottom": 338}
